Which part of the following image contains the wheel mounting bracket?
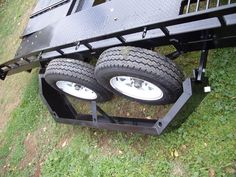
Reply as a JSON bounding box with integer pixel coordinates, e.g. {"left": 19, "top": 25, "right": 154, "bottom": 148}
{"left": 39, "top": 68, "right": 209, "bottom": 135}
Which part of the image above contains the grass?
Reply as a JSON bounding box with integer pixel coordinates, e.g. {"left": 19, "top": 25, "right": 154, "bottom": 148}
{"left": 0, "top": 0, "right": 35, "bottom": 131}
{"left": 0, "top": 0, "right": 236, "bottom": 177}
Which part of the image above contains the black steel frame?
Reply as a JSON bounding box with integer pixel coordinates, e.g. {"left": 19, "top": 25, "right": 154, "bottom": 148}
{"left": 0, "top": 0, "right": 236, "bottom": 135}
{"left": 39, "top": 70, "right": 209, "bottom": 135}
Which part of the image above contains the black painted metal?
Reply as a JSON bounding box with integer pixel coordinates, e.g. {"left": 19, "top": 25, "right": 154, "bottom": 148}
{"left": 19, "top": 3, "right": 235, "bottom": 59}
{"left": 31, "top": 0, "right": 70, "bottom": 18}
{"left": 74, "top": 0, "right": 94, "bottom": 12}
{"left": 195, "top": 31, "right": 209, "bottom": 81}
{"left": 197, "top": 49, "right": 209, "bottom": 81}
{"left": 22, "top": 0, "right": 77, "bottom": 36}
{"left": 0, "top": 69, "right": 6, "bottom": 80}
{"left": 39, "top": 68, "right": 209, "bottom": 135}
{"left": 0, "top": 0, "right": 235, "bottom": 77}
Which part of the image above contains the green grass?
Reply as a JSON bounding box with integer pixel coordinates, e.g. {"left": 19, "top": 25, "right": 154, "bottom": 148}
{"left": 41, "top": 47, "right": 236, "bottom": 176}
{"left": 0, "top": 49, "right": 235, "bottom": 176}
{"left": 0, "top": 0, "right": 35, "bottom": 133}
{"left": 0, "top": 0, "right": 236, "bottom": 176}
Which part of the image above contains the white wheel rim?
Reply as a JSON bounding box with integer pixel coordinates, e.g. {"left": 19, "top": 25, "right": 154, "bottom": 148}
{"left": 110, "top": 76, "right": 164, "bottom": 101}
{"left": 56, "top": 81, "right": 97, "bottom": 100}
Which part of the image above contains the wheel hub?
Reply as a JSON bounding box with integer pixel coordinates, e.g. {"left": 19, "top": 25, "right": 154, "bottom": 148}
{"left": 110, "top": 76, "right": 164, "bottom": 101}
{"left": 56, "top": 81, "right": 98, "bottom": 100}
{"left": 133, "top": 78, "right": 144, "bottom": 89}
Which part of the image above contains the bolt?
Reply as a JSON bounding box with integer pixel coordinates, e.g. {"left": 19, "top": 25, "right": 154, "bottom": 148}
{"left": 148, "top": 87, "right": 153, "bottom": 91}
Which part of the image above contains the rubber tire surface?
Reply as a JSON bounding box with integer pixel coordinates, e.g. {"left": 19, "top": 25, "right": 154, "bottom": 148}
{"left": 95, "top": 47, "right": 184, "bottom": 105}
{"left": 45, "top": 58, "right": 112, "bottom": 102}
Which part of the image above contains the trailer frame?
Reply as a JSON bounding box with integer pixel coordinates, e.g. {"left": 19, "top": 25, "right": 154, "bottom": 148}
{"left": 0, "top": 0, "right": 236, "bottom": 135}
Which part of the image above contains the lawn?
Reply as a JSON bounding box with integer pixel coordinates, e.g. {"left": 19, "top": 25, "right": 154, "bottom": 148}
{"left": 0, "top": 0, "right": 236, "bottom": 177}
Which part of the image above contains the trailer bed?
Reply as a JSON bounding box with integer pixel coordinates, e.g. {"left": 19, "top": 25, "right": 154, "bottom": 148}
{"left": 1, "top": 0, "right": 236, "bottom": 79}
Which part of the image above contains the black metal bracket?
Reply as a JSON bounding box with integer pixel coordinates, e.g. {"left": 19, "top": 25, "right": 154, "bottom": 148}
{"left": 166, "top": 50, "right": 183, "bottom": 60}
{"left": 194, "top": 32, "right": 209, "bottom": 82}
{"left": 196, "top": 48, "right": 208, "bottom": 81}
{"left": 0, "top": 69, "right": 7, "bottom": 80}
{"left": 39, "top": 69, "right": 209, "bottom": 135}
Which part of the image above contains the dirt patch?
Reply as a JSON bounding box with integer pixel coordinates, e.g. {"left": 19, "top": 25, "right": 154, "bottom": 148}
{"left": 19, "top": 128, "right": 43, "bottom": 177}
{"left": 17, "top": 124, "right": 50, "bottom": 176}
{"left": 19, "top": 133, "right": 38, "bottom": 169}
{"left": 0, "top": 131, "right": 40, "bottom": 177}
{"left": 224, "top": 161, "right": 236, "bottom": 175}
{"left": 96, "top": 134, "right": 122, "bottom": 156}
{"left": 170, "top": 161, "right": 187, "bottom": 177}
{"left": 56, "top": 135, "right": 73, "bottom": 149}
{"left": 33, "top": 163, "right": 41, "bottom": 177}
{"left": 0, "top": 73, "right": 32, "bottom": 132}
{"left": 131, "top": 135, "right": 149, "bottom": 155}
{"left": 0, "top": 82, "right": 20, "bottom": 132}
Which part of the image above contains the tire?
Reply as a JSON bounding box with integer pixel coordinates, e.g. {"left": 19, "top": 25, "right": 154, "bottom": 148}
{"left": 45, "top": 58, "right": 113, "bottom": 102}
{"left": 95, "top": 46, "right": 184, "bottom": 105}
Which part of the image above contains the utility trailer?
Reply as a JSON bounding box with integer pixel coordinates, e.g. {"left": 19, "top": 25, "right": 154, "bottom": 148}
{"left": 0, "top": 0, "right": 236, "bottom": 135}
